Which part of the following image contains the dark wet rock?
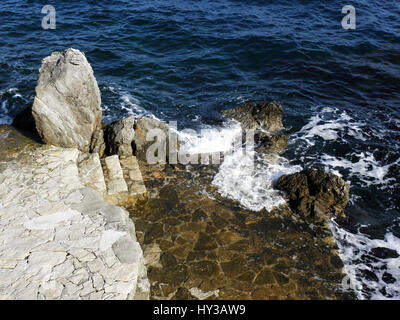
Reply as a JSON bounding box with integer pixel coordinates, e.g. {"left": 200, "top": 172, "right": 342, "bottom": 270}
{"left": 360, "top": 269, "right": 379, "bottom": 282}
{"left": 219, "top": 288, "right": 251, "bottom": 300}
{"left": 187, "top": 251, "right": 207, "bottom": 262}
{"left": 222, "top": 101, "right": 287, "bottom": 154}
{"left": 159, "top": 185, "right": 179, "bottom": 202}
{"left": 158, "top": 185, "right": 179, "bottom": 210}
{"left": 159, "top": 239, "right": 174, "bottom": 251}
{"left": 148, "top": 264, "right": 188, "bottom": 286}
{"left": 162, "top": 217, "right": 181, "bottom": 226}
{"left": 160, "top": 252, "right": 177, "bottom": 267}
{"left": 194, "top": 232, "right": 218, "bottom": 251}
{"left": 254, "top": 269, "right": 276, "bottom": 285}
{"left": 230, "top": 279, "right": 255, "bottom": 293}
{"left": 330, "top": 254, "right": 344, "bottom": 269}
{"left": 382, "top": 272, "right": 396, "bottom": 284}
{"left": 222, "top": 101, "right": 283, "bottom": 131}
{"left": 226, "top": 240, "right": 251, "bottom": 251}
{"left": 187, "top": 222, "right": 206, "bottom": 233}
{"left": 273, "top": 272, "right": 289, "bottom": 285}
{"left": 216, "top": 230, "right": 243, "bottom": 246}
{"left": 31, "top": 49, "right": 103, "bottom": 153}
{"left": 237, "top": 271, "right": 256, "bottom": 282}
{"left": 189, "top": 260, "right": 220, "bottom": 278}
{"left": 221, "top": 256, "right": 247, "bottom": 278}
{"left": 105, "top": 115, "right": 135, "bottom": 156}
{"left": 275, "top": 168, "right": 350, "bottom": 221}
{"left": 205, "top": 223, "right": 218, "bottom": 235}
{"left": 192, "top": 209, "right": 208, "bottom": 222}
{"left": 172, "top": 288, "right": 194, "bottom": 300}
{"left": 131, "top": 159, "right": 356, "bottom": 300}
{"left": 211, "top": 212, "right": 229, "bottom": 228}
{"left": 0, "top": 125, "right": 40, "bottom": 161}
{"left": 370, "top": 247, "right": 399, "bottom": 259}
{"left": 251, "top": 287, "right": 269, "bottom": 299}
{"left": 144, "top": 223, "right": 164, "bottom": 244}
{"left": 254, "top": 131, "right": 288, "bottom": 154}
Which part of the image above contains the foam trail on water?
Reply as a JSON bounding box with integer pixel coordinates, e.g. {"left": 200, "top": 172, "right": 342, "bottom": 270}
{"left": 212, "top": 150, "right": 301, "bottom": 212}
{"left": 101, "top": 85, "right": 157, "bottom": 123}
{"left": 177, "top": 120, "right": 242, "bottom": 154}
{"left": 176, "top": 119, "right": 301, "bottom": 212}
{"left": 330, "top": 219, "right": 400, "bottom": 300}
{"left": 294, "top": 107, "right": 368, "bottom": 145}
{"left": 321, "top": 153, "right": 398, "bottom": 186}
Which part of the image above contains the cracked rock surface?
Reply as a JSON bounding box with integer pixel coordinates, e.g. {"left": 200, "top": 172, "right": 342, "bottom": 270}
{"left": 0, "top": 146, "right": 149, "bottom": 300}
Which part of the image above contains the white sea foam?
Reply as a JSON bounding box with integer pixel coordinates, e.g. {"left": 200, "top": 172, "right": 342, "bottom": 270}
{"left": 294, "top": 107, "right": 368, "bottom": 145}
{"left": 212, "top": 150, "right": 301, "bottom": 211}
{"left": 292, "top": 106, "right": 400, "bottom": 299}
{"left": 175, "top": 119, "right": 301, "bottom": 212}
{"left": 299, "top": 114, "right": 342, "bottom": 142}
{"left": 321, "top": 152, "right": 398, "bottom": 186}
{"left": 0, "top": 87, "right": 27, "bottom": 125}
{"left": 101, "top": 86, "right": 157, "bottom": 122}
{"left": 0, "top": 99, "right": 12, "bottom": 125}
{"left": 178, "top": 120, "right": 242, "bottom": 154}
{"left": 292, "top": 107, "right": 398, "bottom": 187}
{"left": 120, "top": 93, "right": 149, "bottom": 117}
{"left": 330, "top": 219, "right": 400, "bottom": 300}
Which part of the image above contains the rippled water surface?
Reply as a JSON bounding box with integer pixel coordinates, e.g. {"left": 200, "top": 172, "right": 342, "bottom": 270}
{"left": 0, "top": 0, "right": 399, "bottom": 299}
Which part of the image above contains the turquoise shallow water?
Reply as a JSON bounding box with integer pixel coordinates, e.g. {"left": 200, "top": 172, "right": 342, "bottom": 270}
{"left": 0, "top": 0, "right": 399, "bottom": 299}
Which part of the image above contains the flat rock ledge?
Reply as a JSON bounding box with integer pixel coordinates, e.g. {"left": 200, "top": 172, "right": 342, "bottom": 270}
{"left": 0, "top": 146, "right": 149, "bottom": 300}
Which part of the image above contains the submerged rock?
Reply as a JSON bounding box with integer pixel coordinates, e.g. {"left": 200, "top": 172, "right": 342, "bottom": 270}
{"left": 31, "top": 48, "right": 103, "bottom": 153}
{"left": 222, "top": 101, "right": 283, "bottom": 131}
{"left": 105, "top": 115, "right": 135, "bottom": 156}
{"left": 254, "top": 131, "right": 288, "bottom": 154}
{"left": 275, "top": 168, "right": 350, "bottom": 221}
{"left": 222, "top": 101, "right": 288, "bottom": 153}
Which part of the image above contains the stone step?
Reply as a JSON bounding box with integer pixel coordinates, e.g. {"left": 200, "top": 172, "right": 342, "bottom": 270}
{"left": 101, "top": 155, "right": 129, "bottom": 205}
{"left": 77, "top": 152, "right": 107, "bottom": 197}
{"left": 79, "top": 153, "right": 146, "bottom": 207}
{"left": 119, "top": 156, "right": 147, "bottom": 204}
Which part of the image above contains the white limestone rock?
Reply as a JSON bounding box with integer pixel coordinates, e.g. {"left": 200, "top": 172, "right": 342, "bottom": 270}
{"left": 0, "top": 146, "right": 149, "bottom": 300}
{"left": 32, "top": 48, "right": 103, "bottom": 153}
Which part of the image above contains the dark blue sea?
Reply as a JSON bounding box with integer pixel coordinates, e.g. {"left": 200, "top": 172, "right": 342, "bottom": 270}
{"left": 0, "top": 0, "right": 399, "bottom": 299}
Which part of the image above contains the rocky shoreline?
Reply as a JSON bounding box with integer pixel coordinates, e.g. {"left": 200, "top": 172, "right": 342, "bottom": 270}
{"left": 0, "top": 48, "right": 355, "bottom": 300}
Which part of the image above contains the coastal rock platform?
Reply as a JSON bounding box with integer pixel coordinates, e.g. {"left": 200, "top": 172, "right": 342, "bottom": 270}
{"left": 131, "top": 161, "right": 356, "bottom": 300}
{"left": 0, "top": 141, "right": 149, "bottom": 300}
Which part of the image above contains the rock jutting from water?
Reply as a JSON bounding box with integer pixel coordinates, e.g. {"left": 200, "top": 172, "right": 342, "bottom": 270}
{"left": 221, "top": 101, "right": 288, "bottom": 154}
{"left": 5, "top": 48, "right": 355, "bottom": 300}
{"left": 221, "top": 101, "right": 284, "bottom": 131}
{"left": 275, "top": 168, "right": 350, "bottom": 222}
{"left": 222, "top": 100, "right": 350, "bottom": 222}
{"left": 31, "top": 48, "right": 104, "bottom": 154}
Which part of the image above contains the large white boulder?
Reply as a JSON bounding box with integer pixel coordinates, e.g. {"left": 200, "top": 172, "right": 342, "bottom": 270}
{"left": 32, "top": 48, "right": 103, "bottom": 153}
